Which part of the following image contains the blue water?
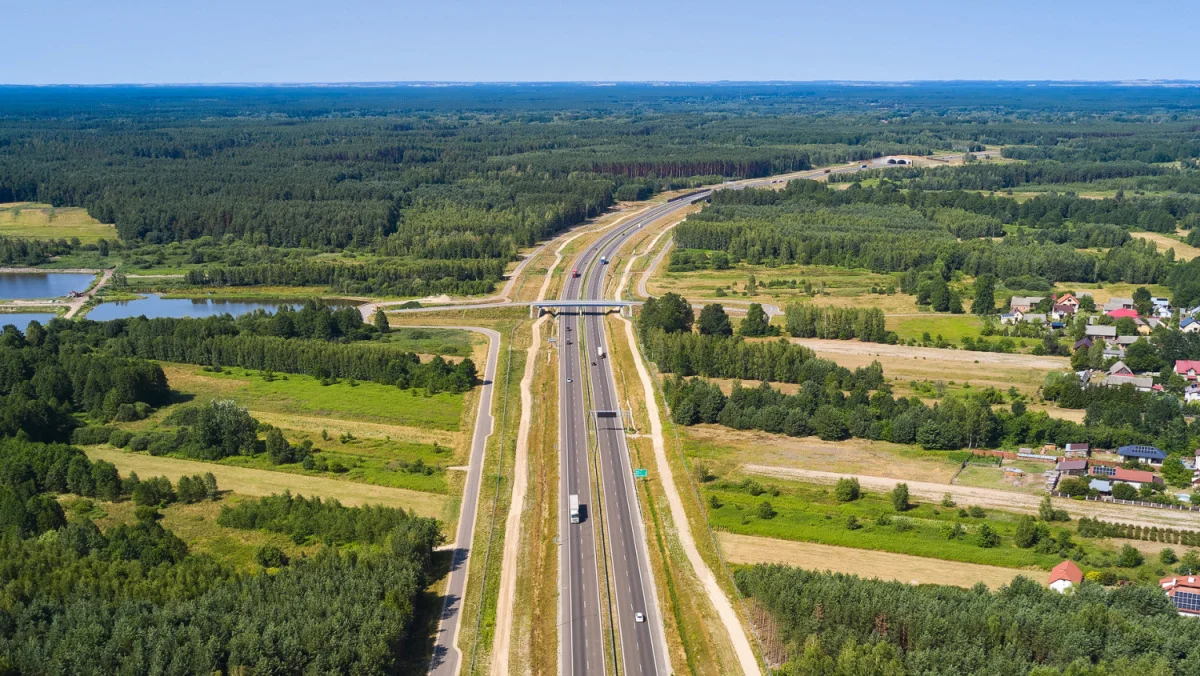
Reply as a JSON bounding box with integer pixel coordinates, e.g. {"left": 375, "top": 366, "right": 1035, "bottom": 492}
{"left": 86, "top": 294, "right": 306, "bottom": 321}
{"left": 0, "top": 313, "right": 59, "bottom": 330}
{"left": 0, "top": 272, "right": 95, "bottom": 299}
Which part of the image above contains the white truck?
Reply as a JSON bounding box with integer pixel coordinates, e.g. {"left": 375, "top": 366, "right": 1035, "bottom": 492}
{"left": 597, "top": 346, "right": 605, "bottom": 359}
{"left": 569, "top": 494, "right": 581, "bottom": 524}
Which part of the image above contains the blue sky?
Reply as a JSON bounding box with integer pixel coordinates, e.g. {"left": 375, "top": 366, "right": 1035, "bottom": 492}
{"left": 4, "top": 0, "right": 1195, "bottom": 84}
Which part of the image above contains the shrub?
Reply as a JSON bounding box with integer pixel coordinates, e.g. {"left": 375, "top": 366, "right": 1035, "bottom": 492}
{"left": 756, "top": 501, "right": 777, "bottom": 520}
{"left": 845, "top": 515, "right": 861, "bottom": 530}
{"left": 256, "top": 545, "right": 289, "bottom": 568}
{"left": 891, "top": 483, "right": 911, "bottom": 512}
{"left": 977, "top": 524, "right": 1000, "bottom": 548}
{"left": 968, "top": 505, "right": 986, "bottom": 518}
{"left": 128, "top": 433, "right": 152, "bottom": 452}
{"left": 1116, "top": 544, "right": 1144, "bottom": 568}
{"left": 834, "top": 477, "right": 862, "bottom": 503}
{"left": 108, "top": 429, "right": 133, "bottom": 448}
{"left": 71, "top": 426, "right": 114, "bottom": 445}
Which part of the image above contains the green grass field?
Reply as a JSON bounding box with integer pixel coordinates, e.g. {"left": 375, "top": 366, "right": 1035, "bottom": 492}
{"left": 0, "top": 202, "right": 119, "bottom": 243}
{"left": 174, "top": 364, "right": 465, "bottom": 431}
{"left": 888, "top": 314, "right": 987, "bottom": 343}
{"left": 380, "top": 327, "right": 481, "bottom": 358}
{"left": 703, "top": 476, "right": 1154, "bottom": 575}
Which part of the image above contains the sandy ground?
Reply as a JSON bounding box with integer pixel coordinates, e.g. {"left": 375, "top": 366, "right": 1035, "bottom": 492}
{"left": 620, "top": 312, "right": 762, "bottom": 675}
{"left": 744, "top": 464, "right": 1200, "bottom": 531}
{"left": 85, "top": 446, "right": 448, "bottom": 517}
{"left": 719, "top": 532, "right": 1033, "bottom": 589}
{"left": 791, "top": 338, "right": 1069, "bottom": 370}
{"left": 490, "top": 313, "right": 546, "bottom": 675}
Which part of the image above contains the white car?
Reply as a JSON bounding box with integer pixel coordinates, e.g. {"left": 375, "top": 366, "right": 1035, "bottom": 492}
{"left": 634, "top": 612, "right": 645, "bottom": 623}
{"left": 567, "top": 377, "right": 573, "bottom": 383}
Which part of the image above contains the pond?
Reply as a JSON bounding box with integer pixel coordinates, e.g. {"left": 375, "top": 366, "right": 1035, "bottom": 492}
{"left": 0, "top": 272, "right": 95, "bottom": 300}
{"left": 86, "top": 294, "right": 310, "bottom": 321}
{"left": 0, "top": 313, "right": 59, "bottom": 330}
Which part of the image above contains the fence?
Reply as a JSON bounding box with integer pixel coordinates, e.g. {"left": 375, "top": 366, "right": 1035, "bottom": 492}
{"left": 1050, "top": 491, "right": 1200, "bottom": 512}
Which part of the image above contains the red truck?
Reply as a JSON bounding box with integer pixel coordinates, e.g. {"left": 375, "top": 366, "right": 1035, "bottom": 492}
{"left": 571, "top": 268, "right": 580, "bottom": 278}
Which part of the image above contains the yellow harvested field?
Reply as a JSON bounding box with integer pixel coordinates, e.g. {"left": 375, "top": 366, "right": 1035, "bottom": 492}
{"left": 719, "top": 532, "right": 1034, "bottom": 589}
{"left": 1133, "top": 231, "right": 1200, "bottom": 261}
{"left": 86, "top": 446, "right": 449, "bottom": 518}
{"left": 0, "top": 202, "right": 118, "bottom": 243}
{"left": 684, "top": 424, "right": 961, "bottom": 484}
{"left": 249, "top": 410, "right": 460, "bottom": 448}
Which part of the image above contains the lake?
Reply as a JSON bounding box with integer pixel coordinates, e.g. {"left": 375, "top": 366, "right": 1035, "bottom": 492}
{"left": 86, "top": 294, "right": 309, "bottom": 321}
{"left": 0, "top": 313, "right": 59, "bottom": 330}
{"left": 0, "top": 272, "right": 95, "bottom": 299}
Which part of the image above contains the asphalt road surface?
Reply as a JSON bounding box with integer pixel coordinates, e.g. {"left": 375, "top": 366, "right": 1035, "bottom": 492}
{"left": 428, "top": 326, "right": 501, "bottom": 676}
{"left": 558, "top": 194, "right": 709, "bottom": 676}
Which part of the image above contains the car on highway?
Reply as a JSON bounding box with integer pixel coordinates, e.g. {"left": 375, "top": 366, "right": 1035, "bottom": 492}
{"left": 567, "top": 377, "right": 572, "bottom": 383}
{"left": 634, "top": 612, "right": 645, "bottom": 623}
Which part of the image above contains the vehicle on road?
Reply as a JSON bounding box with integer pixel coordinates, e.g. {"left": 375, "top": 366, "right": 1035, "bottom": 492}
{"left": 597, "top": 346, "right": 605, "bottom": 359}
{"left": 824, "top": 168, "right": 831, "bottom": 174}
{"left": 569, "top": 494, "right": 580, "bottom": 524}
{"left": 600, "top": 256, "right": 608, "bottom": 265}
{"left": 571, "top": 268, "right": 580, "bottom": 278}
{"left": 861, "top": 164, "right": 868, "bottom": 169}
{"left": 634, "top": 612, "right": 645, "bottom": 623}
{"left": 567, "top": 377, "right": 572, "bottom": 383}
{"left": 566, "top": 340, "right": 571, "bottom": 345}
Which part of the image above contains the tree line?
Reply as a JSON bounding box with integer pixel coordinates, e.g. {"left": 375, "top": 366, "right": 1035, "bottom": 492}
{"left": 217, "top": 492, "right": 436, "bottom": 546}
{"left": 736, "top": 565, "right": 1200, "bottom": 674}
{"left": 184, "top": 258, "right": 505, "bottom": 296}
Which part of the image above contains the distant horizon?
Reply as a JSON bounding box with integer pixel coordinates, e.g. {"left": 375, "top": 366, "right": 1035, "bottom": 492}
{"left": 5, "top": 0, "right": 1196, "bottom": 84}
{"left": 6, "top": 79, "right": 1200, "bottom": 88}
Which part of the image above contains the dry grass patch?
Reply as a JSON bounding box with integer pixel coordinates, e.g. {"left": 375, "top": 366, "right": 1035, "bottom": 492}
{"left": 1133, "top": 231, "right": 1200, "bottom": 261}
{"left": 85, "top": 446, "right": 449, "bottom": 519}
{"left": 684, "top": 425, "right": 961, "bottom": 484}
{"left": 719, "top": 533, "right": 1033, "bottom": 589}
{"left": 791, "top": 338, "right": 1067, "bottom": 397}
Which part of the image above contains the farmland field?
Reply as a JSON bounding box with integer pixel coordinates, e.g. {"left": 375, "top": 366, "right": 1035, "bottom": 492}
{"left": 0, "top": 202, "right": 119, "bottom": 243}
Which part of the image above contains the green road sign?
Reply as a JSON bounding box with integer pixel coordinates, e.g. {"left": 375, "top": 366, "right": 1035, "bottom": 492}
{"left": 634, "top": 469, "right": 648, "bottom": 478}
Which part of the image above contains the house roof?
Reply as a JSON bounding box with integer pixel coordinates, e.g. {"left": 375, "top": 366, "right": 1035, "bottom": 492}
{"left": 1113, "top": 467, "right": 1163, "bottom": 484}
{"left": 1108, "top": 361, "right": 1132, "bottom": 375}
{"left": 1183, "top": 317, "right": 1198, "bottom": 329}
{"left": 1050, "top": 561, "right": 1083, "bottom": 585}
{"left": 1085, "top": 325, "right": 1117, "bottom": 337}
{"left": 1073, "top": 337, "right": 1093, "bottom": 350}
{"left": 1010, "top": 296, "right": 1045, "bottom": 308}
{"left": 1023, "top": 313, "right": 1047, "bottom": 323}
{"left": 1176, "top": 360, "right": 1200, "bottom": 375}
{"left": 1056, "top": 459, "right": 1088, "bottom": 471}
{"left": 1115, "top": 335, "right": 1139, "bottom": 345}
{"left": 1117, "top": 445, "right": 1167, "bottom": 461}
{"left": 1101, "top": 375, "right": 1153, "bottom": 389}
{"left": 1106, "top": 308, "right": 1139, "bottom": 319}
{"left": 1065, "top": 443, "right": 1089, "bottom": 451}
{"left": 1089, "top": 479, "right": 1112, "bottom": 492}
{"left": 1052, "top": 304, "right": 1076, "bottom": 314}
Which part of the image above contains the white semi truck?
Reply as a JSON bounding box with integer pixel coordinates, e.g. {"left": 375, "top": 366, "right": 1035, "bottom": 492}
{"left": 597, "top": 346, "right": 605, "bottom": 359}
{"left": 569, "top": 494, "right": 581, "bottom": 524}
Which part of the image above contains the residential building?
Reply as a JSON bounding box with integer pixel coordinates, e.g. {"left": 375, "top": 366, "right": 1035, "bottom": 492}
{"left": 1103, "top": 297, "right": 1134, "bottom": 312}
{"left": 1160, "top": 576, "right": 1200, "bottom": 616}
{"left": 1182, "top": 317, "right": 1200, "bottom": 334}
{"left": 1088, "top": 478, "right": 1112, "bottom": 494}
{"left": 1051, "top": 304, "right": 1076, "bottom": 320}
{"left": 1022, "top": 313, "right": 1048, "bottom": 324}
{"left": 1010, "top": 296, "right": 1046, "bottom": 313}
{"left": 1055, "top": 293, "right": 1080, "bottom": 310}
{"left": 1050, "top": 561, "right": 1084, "bottom": 594}
{"left": 1177, "top": 360, "right": 1200, "bottom": 382}
{"left": 1056, "top": 459, "right": 1088, "bottom": 476}
{"left": 1112, "top": 467, "right": 1163, "bottom": 487}
{"left": 1107, "top": 308, "right": 1139, "bottom": 320}
{"left": 1073, "top": 337, "right": 1094, "bottom": 351}
{"left": 1152, "top": 297, "right": 1172, "bottom": 318}
{"left": 1185, "top": 383, "right": 1200, "bottom": 404}
{"left": 1085, "top": 325, "right": 1117, "bottom": 339}
{"left": 1117, "top": 445, "right": 1167, "bottom": 466}
{"left": 1000, "top": 311, "right": 1021, "bottom": 325}
{"left": 1100, "top": 375, "right": 1154, "bottom": 391}
{"left": 1108, "top": 361, "right": 1134, "bottom": 377}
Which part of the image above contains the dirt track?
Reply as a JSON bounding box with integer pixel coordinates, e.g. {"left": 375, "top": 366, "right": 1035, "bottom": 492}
{"left": 744, "top": 464, "right": 1200, "bottom": 531}
{"left": 719, "top": 533, "right": 1030, "bottom": 589}
{"left": 790, "top": 338, "right": 1069, "bottom": 370}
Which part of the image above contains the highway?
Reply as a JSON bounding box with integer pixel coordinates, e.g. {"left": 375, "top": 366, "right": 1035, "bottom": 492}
{"left": 558, "top": 195, "right": 709, "bottom": 676}
{"left": 428, "top": 326, "right": 502, "bottom": 676}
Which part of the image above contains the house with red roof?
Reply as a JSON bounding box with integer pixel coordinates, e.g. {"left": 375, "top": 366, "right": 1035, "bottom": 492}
{"left": 1106, "top": 308, "right": 1139, "bottom": 320}
{"left": 1161, "top": 576, "right": 1200, "bottom": 616}
{"left": 1112, "top": 467, "right": 1164, "bottom": 488}
{"left": 1177, "top": 360, "right": 1200, "bottom": 382}
{"left": 1050, "top": 561, "right": 1083, "bottom": 593}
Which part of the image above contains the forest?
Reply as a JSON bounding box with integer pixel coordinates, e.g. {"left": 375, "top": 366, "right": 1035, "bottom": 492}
{"left": 737, "top": 565, "right": 1200, "bottom": 674}
{"left": 22, "top": 304, "right": 479, "bottom": 394}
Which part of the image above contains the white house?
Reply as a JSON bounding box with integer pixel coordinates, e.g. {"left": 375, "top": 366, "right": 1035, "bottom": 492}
{"left": 1050, "top": 561, "right": 1083, "bottom": 594}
